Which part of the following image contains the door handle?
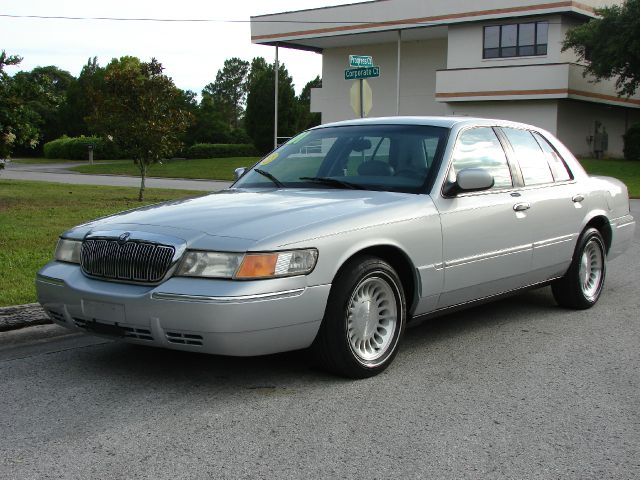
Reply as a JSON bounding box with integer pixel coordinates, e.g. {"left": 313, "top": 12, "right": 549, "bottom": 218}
{"left": 513, "top": 202, "right": 530, "bottom": 212}
{"left": 572, "top": 194, "right": 585, "bottom": 203}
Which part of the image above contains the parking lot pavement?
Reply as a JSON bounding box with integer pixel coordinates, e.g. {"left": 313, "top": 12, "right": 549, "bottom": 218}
{"left": 0, "top": 204, "right": 638, "bottom": 479}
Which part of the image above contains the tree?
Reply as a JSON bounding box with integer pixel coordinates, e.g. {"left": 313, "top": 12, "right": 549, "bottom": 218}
{"left": 185, "top": 92, "right": 231, "bottom": 145}
{"left": 244, "top": 57, "right": 298, "bottom": 153}
{"left": 89, "top": 56, "right": 193, "bottom": 200}
{"left": 0, "top": 51, "right": 40, "bottom": 159}
{"left": 12, "top": 65, "right": 76, "bottom": 150}
{"left": 61, "top": 57, "right": 105, "bottom": 137}
{"left": 563, "top": 0, "right": 640, "bottom": 97}
{"left": 203, "top": 57, "right": 250, "bottom": 129}
{"left": 296, "top": 76, "right": 322, "bottom": 132}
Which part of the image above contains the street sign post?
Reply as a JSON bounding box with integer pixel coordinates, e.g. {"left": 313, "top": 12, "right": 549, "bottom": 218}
{"left": 345, "top": 55, "right": 380, "bottom": 118}
{"left": 344, "top": 66, "right": 380, "bottom": 81}
{"left": 350, "top": 79, "right": 372, "bottom": 117}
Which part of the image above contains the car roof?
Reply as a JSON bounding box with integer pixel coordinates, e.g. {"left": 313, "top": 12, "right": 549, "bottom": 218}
{"left": 313, "top": 116, "right": 541, "bottom": 131}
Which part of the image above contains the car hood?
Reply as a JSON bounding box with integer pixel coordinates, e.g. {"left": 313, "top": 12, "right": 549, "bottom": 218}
{"left": 70, "top": 188, "right": 432, "bottom": 250}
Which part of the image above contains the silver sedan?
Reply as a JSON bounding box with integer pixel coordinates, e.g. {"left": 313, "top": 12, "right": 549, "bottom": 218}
{"left": 36, "top": 117, "right": 635, "bottom": 378}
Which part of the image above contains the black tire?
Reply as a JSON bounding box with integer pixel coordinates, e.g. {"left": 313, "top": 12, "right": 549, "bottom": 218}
{"left": 552, "top": 227, "right": 606, "bottom": 309}
{"left": 312, "top": 255, "right": 406, "bottom": 378}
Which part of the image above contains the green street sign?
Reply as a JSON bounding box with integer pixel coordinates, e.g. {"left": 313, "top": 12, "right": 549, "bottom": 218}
{"left": 344, "top": 66, "right": 380, "bottom": 80}
{"left": 349, "top": 55, "right": 373, "bottom": 68}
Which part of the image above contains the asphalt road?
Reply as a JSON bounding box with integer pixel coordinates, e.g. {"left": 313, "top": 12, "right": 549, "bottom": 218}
{"left": 2, "top": 161, "right": 230, "bottom": 191}
{"left": 1, "top": 204, "right": 638, "bottom": 479}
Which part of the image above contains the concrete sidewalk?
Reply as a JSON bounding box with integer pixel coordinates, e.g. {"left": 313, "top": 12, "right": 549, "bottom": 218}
{"left": 2, "top": 159, "right": 231, "bottom": 191}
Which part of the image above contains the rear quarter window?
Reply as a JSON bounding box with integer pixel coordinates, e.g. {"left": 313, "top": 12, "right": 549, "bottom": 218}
{"left": 532, "top": 131, "right": 572, "bottom": 182}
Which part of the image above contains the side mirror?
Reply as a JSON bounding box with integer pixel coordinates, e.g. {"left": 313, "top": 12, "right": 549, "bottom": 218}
{"left": 234, "top": 167, "right": 247, "bottom": 181}
{"left": 443, "top": 168, "right": 494, "bottom": 196}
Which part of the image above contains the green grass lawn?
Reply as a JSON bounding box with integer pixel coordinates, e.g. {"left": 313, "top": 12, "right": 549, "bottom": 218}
{"left": 0, "top": 180, "right": 206, "bottom": 307}
{"left": 70, "top": 157, "right": 260, "bottom": 181}
{"left": 580, "top": 158, "right": 640, "bottom": 198}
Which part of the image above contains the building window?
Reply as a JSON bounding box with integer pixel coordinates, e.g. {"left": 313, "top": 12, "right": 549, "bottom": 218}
{"left": 483, "top": 22, "right": 548, "bottom": 59}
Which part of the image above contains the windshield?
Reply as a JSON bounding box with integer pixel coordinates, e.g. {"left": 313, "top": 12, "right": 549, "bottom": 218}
{"left": 234, "top": 124, "right": 449, "bottom": 193}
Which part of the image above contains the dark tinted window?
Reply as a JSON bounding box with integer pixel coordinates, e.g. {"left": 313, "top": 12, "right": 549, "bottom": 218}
{"left": 536, "top": 22, "right": 549, "bottom": 54}
{"left": 484, "top": 25, "right": 500, "bottom": 58}
{"left": 501, "top": 24, "right": 518, "bottom": 57}
{"left": 483, "top": 21, "right": 548, "bottom": 59}
{"left": 533, "top": 131, "right": 572, "bottom": 182}
{"left": 502, "top": 128, "right": 554, "bottom": 186}
{"left": 518, "top": 23, "right": 536, "bottom": 56}
{"left": 234, "top": 125, "right": 449, "bottom": 193}
{"left": 450, "top": 127, "right": 512, "bottom": 190}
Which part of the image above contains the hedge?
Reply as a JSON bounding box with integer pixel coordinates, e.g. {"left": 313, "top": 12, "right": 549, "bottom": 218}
{"left": 184, "top": 143, "right": 258, "bottom": 159}
{"left": 623, "top": 123, "right": 640, "bottom": 161}
{"left": 43, "top": 136, "right": 122, "bottom": 160}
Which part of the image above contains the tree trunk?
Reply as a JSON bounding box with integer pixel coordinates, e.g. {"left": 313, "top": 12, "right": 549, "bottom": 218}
{"left": 138, "top": 162, "right": 147, "bottom": 201}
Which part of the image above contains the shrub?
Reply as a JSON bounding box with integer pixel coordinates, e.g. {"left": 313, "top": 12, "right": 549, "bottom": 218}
{"left": 623, "top": 123, "right": 640, "bottom": 161}
{"left": 184, "top": 143, "right": 258, "bottom": 159}
{"left": 43, "top": 136, "right": 122, "bottom": 160}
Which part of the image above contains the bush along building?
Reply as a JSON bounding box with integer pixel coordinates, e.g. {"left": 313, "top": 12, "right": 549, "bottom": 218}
{"left": 251, "top": 0, "right": 640, "bottom": 157}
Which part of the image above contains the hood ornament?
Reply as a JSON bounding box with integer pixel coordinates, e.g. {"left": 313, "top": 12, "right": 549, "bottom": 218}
{"left": 118, "top": 232, "right": 131, "bottom": 244}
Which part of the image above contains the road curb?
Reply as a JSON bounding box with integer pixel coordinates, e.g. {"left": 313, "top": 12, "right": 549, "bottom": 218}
{"left": 0, "top": 303, "right": 51, "bottom": 332}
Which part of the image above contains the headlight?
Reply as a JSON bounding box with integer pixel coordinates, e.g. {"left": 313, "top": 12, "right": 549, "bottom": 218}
{"left": 175, "top": 249, "right": 318, "bottom": 279}
{"left": 54, "top": 238, "right": 82, "bottom": 264}
{"left": 176, "top": 251, "right": 243, "bottom": 278}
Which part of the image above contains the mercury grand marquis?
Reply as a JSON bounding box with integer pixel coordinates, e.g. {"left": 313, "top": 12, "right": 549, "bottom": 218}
{"left": 36, "top": 117, "right": 635, "bottom": 378}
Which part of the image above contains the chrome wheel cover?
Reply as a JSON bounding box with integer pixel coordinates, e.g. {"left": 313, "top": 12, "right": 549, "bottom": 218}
{"left": 346, "top": 276, "right": 398, "bottom": 364}
{"left": 579, "top": 238, "right": 604, "bottom": 301}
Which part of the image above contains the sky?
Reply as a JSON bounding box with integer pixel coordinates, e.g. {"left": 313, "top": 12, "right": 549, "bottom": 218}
{"left": 0, "top": 0, "right": 358, "bottom": 94}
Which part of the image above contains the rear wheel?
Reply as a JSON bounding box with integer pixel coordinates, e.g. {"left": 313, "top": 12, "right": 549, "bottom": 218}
{"left": 312, "top": 255, "right": 406, "bottom": 378}
{"left": 552, "top": 227, "right": 606, "bottom": 309}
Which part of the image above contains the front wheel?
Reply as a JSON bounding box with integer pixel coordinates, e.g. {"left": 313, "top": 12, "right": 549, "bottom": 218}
{"left": 312, "top": 255, "right": 406, "bottom": 378}
{"left": 552, "top": 227, "right": 606, "bottom": 309}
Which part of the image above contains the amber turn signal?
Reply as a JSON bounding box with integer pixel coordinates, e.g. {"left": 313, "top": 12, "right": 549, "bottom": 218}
{"left": 235, "top": 254, "right": 279, "bottom": 279}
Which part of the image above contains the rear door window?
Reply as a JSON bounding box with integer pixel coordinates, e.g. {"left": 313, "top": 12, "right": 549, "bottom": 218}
{"left": 502, "top": 128, "right": 554, "bottom": 186}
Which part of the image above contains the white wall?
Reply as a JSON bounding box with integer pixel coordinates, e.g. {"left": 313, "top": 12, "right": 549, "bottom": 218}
{"left": 312, "top": 38, "right": 449, "bottom": 123}
{"left": 446, "top": 15, "right": 565, "bottom": 69}
{"left": 398, "top": 38, "right": 449, "bottom": 116}
{"left": 436, "top": 63, "right": 570, "bottom": 100}
{"left": 557, "top": 100, "right": 640, "bottom": 157}
{"left": 448, "top": 100, "right": 559, "bottom": 134}
{"left": 559, "top": 16, "right": 583, "bottom": 63}
{"left": 252, "top": 1, "right": 613, "bottom": 43}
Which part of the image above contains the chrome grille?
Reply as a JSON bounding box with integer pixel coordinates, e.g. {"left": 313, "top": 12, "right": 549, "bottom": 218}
{"left": 81, "top": 239, "right": 175, "bottom": 283}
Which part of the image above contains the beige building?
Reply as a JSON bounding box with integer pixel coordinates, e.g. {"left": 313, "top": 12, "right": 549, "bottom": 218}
{"left": 251, "top": 0, "right": 640, "bottom": 157}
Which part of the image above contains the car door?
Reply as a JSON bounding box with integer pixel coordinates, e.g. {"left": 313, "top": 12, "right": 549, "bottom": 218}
{"left": 433, "top": 126, "right": 533, "bottom": 308}
{"left": 499, "top": 127, "right": 584, "bottom": 282}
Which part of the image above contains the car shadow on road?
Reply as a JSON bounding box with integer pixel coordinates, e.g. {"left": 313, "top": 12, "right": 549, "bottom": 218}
{"left": 404, "top": 285, "right": 561, "bottom": 346}
{"left": 68, "top": 285, "right": 562, "bottom": 388}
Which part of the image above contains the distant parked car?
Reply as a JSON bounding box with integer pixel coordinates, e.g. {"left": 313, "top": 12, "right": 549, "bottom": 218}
{"left": 37, "top": 117, "right": 635, "bottom": 378}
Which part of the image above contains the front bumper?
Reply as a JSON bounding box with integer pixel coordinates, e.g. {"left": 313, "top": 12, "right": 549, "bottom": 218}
{"left": 36, "top": 261, "right": 331, "bottom": 356}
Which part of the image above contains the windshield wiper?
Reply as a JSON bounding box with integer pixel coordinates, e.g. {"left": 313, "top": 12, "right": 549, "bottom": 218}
{"left": 254, "top": 168, "right": 285, "bottom": 188}
{"left": 299, "top": 176, "right": 365, "bottom": 190}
